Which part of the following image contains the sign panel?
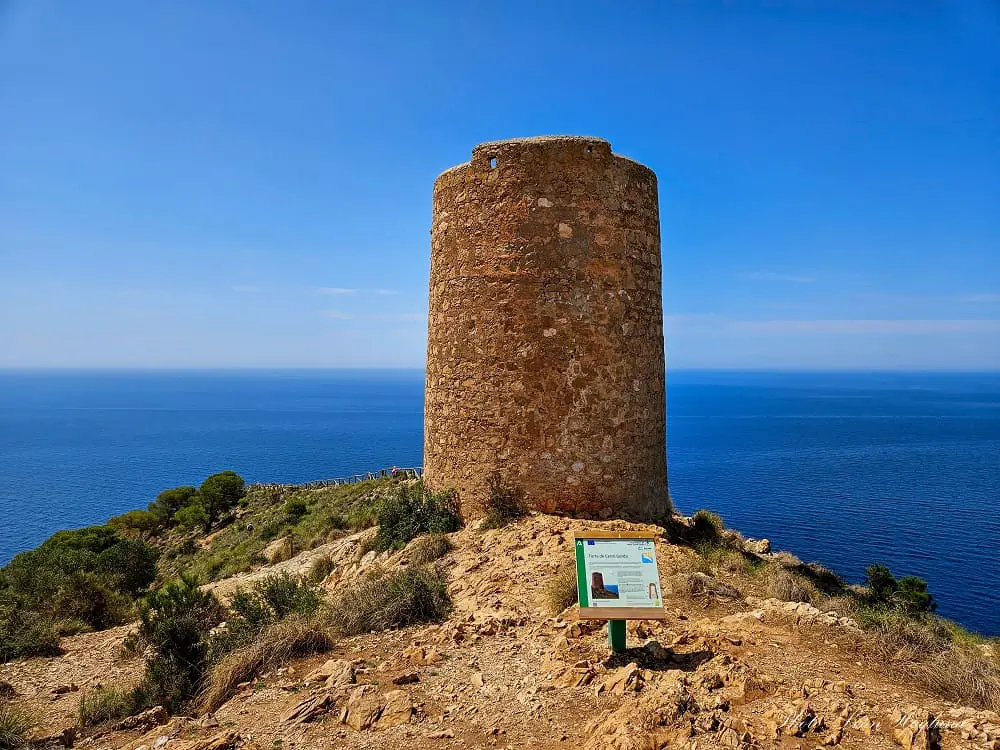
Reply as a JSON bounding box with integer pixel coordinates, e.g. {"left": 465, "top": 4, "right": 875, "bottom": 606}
{"left": 574, "top": 532, "right": 667, "bottom": 620}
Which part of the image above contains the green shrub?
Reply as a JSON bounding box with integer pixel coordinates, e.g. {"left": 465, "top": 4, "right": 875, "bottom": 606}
{"left": 327, "top": 565, "right": 450, "bottom": 636}
{"left": 44, "top": 525, "right": 119, "bottom": 554}
{"left": 256, "top": 573, "right": 320, "bottom": 619}
{"left": 0, "top": 592, "right": 60, "bottom": 662}
{"left": 0, "top": 703, "right": 32, "bottom": 750}
{"left": 0, "top": 526, "right": 157, "bottom": 637}
{"left": 865, "top": 564, "right": 896, "bottom": 602}
{"left": 210, "top": 573, "right": 320, "bottom": 659}
{"left": 198, "top": 471, "right": 246, "bottom": 528}
{"left": 108, "top": 509, "right": 158, "bottom": 538}
{"left": 97, "top": 538, "right": 159, "bottom": 596}
{"left": 372, "top": 483, "right": 461, "bottom": 552}
{"left": 137, "top": 576, "right": 223, "bottom": 711}
{"left": 864, "top": 564, "right": 936, "bottom": 614}
{"left": 480, "top": 471, "right": 526, "bottom": 530}
{"left": 896, "top": 576, "right": 936, "bottom": 614}
{"left": 174, "top": 500, "right": 211, "bottom": 532}
{"left": 52, "top": 572, "right": 131, "bottom": 631}
{"left": 77, "top": 683, "right": 150, "bottom": 726}
{"left": 148, "top": 485, "right": 198, "bottom": 525}
{"left": 283, "top": 498, "right": 308, "bottom": 518}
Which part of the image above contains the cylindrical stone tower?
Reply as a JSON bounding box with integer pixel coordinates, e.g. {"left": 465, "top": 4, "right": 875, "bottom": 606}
{"left": 423, "top": 136, "right": 667, "bottom": 523}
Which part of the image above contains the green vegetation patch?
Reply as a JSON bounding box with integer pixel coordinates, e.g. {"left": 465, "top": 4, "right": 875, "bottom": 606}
{"left": 0, "top": 703, "right": 32, "bottom": 750}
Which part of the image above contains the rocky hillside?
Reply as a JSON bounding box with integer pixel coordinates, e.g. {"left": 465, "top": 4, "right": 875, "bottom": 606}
{"left": 2, "top": 503, "right": 998, "bottom": 750}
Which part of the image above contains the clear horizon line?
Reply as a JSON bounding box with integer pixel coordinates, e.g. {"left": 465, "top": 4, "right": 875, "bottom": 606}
{"left": 1, "top": 365, "right": 998, "bottom": 374}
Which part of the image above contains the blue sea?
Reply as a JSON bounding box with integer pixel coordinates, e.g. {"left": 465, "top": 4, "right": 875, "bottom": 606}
{"left": 1, "top": 370, "right": 997, "bottom": 635}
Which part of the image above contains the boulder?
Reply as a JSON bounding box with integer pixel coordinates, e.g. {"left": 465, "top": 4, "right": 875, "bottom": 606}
{"left": 111, "top": 705, "right": 168, "bottom": 731}
{"left": 377, "top": 690, "right": 414, "bottom": 728}
{"left": 283, "top": 692, "right": 335, "bottom": 725}
{"left": 744, "top": 538, "right": 771, "bottom": 555}
{"left": 341, "top": 685, "right": 384, "bottom": 731}
{"left": 305, "top": 657, "right": 354, "bottom": 687}
{"left": 263, "top": 536, "right": 294, "bottom": 564}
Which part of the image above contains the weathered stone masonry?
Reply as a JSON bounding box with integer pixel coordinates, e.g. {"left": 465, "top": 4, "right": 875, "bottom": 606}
{"left": 423, "top": 136, "right": 668, "bottom": 523}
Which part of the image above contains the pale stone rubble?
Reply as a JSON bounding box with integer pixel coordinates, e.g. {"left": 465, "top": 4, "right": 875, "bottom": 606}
{"left": 7, "top": 513, "right": 999, "bottom": 749}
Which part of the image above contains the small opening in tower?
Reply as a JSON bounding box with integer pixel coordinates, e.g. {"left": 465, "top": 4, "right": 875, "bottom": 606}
{"left": 586, "top": 145, "right": 593, "bottom": 153}
{"left": 489, "top": 156, "right": 497, "bottom": 169}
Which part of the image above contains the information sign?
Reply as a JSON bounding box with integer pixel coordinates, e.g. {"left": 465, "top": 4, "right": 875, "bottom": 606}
{"left": 573, "top": 531, "right": 667, "bottom": 621}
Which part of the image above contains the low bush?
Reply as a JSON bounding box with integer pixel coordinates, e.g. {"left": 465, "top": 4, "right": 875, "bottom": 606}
{"left": 0, "top": 704, "right": 32, "bottom": 750}
{"left": 480, "top": 471, "right": 526, "bottom": 529}
{"left": 690, "top": 510, "right": 724, "bottom": 547}
{"left": 327, "top": 565, "right": 450, "bottom": 636}
{"left": 97, "top": 537, "right": 160, "bottom": 596}
{"left": 0, "top": 525, "right": 157, "bottom": 656}
{"left": 864, "top": 564, "right": 936, "bottom": 614}
{"left": 51, "top": 572, "right": 133, "bottom": 631}
{"left": 763, "top": 566, "right": 816, "bottom": 604}
{"left": 283, "top": 498, "right": 308, "bottom": 518}
{"left": 544, "top": 564, "right": 579, "bottom": 616}
{"left": 137, "top": 576, "right": 223, "bottom": 711}
{"left": 108, "top": 510, "right": 158, "bottom": 539}
{"left": 148, "top": 485, "right": 198, "bottom": 526}
{"left": 815, "top": 594, "right": 858, "bottom": 618}
{"left": 407, "top": 534, "right": 452, "bottom": 564}
{"left": 679, "top": 571, "right": 742, "bottom": 600}
{"left": 199, "top": 615, "right": 334, "bottom": 714}
{"left": 797, "top": 563, "right": 846, "bottom": 595}
{"left": 307, "top": 556, "right": 336, "bottom": 584}
{"left": 0, "top": 593, "right": 60, "bottom": 662}
{"left": 373, "top": 483, "right": 461, "bottom": 552}
{"left": 699, "top": 545, "right": 754, "bottom": 575}
{"left": 256, "top": 573, "right": 320, "bottom": 619}
{"left": 77, "top": 683, "right": 150, "bottom": 727}
{"left": 210, "top": 573, "right": 321, "bottom": 659}
{"left": 174, "top": 501, "right": 211, "bottom": 532}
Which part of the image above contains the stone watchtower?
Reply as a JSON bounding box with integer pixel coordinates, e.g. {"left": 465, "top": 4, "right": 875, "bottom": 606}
{"left": 423, "top": 136, "right": 667, "bottom": 523}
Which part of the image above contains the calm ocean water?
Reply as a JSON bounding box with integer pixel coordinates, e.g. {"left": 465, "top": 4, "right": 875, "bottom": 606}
{"left": 1, "top": 369, "right": 997, "bottom": 634}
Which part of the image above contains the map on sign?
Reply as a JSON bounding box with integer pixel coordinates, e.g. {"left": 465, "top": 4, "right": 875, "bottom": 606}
{"left": 575, "top": 535, "right": 663, "bottom": 610}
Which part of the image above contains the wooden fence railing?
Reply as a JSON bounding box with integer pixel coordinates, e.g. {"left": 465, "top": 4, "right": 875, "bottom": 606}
{"left": 250, "top": 466, "right": 422, "bottom": 492}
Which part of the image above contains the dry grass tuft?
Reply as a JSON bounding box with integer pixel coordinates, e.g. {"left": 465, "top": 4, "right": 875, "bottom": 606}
{"left": 77, "top": 683, "right": 149, "bottom": 727}
{"left": 306, "top": 555, "right": 336, "bottom": 584}
{"left": 863, "top": 610, "right": 1000, "bottom": 711}
{"left": 816, "top": 595, "right": 858, "bottom": 618}
{"left": 198, "top": 615, "right": 334, "bottom": 714}
{"left": 770, "top": 550, "right": 803, "bottom": 568}
{"left": 407, "top": 534, "right": 453, "bottom": 565}
{"left": 326, "top": 565, "right": 450, "bottom": 636}
{"left": 679, "top": 571, "right": 742, "bottom": 600}
{"left": 763, "top": 567, "right": 817, "bottom": 604}
{"left": 700, "top": 545, "right": 753, "bottom": 575}
{"left": 543, "top": 564, "right": 579, "bottom": 616}
{"left": 0, "top": 703, "right": 32, "bottom": 750}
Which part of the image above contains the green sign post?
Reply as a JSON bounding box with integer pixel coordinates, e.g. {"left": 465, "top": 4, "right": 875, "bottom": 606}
{"left": 573, "top": 531, "right": 667, "bottom": 653}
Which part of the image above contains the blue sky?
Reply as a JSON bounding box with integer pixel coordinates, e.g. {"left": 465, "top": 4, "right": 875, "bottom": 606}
{"left": 1, "top": 1, "right": 997, "bottom": 369}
